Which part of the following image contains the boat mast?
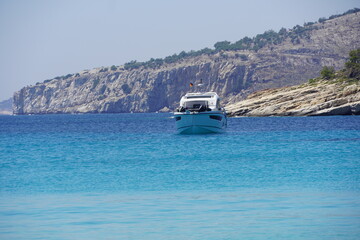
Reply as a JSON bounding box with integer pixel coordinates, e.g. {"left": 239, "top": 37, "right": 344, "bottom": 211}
{"left": 197, "top": 79, "right": 204, "bottom": 93}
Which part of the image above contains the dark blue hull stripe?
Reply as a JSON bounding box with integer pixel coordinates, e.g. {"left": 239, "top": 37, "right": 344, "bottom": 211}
{"left": 177, "top": 125, "right": 224, "bottom": 130}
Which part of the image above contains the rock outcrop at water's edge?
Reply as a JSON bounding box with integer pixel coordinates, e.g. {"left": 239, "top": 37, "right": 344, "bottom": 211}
{"left": 225, "top": 80, "right": 360, "bottom": 117}
{"left": 13, "top": 12, "right": 360, "bottom": 114}
{"left": 227, "top": 47, "right": 360, "bottom": 117}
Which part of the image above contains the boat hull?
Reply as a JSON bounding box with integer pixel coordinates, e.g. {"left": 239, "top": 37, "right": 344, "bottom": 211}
{"left": 174, "top": 111, "right": 227, "bottom": 134}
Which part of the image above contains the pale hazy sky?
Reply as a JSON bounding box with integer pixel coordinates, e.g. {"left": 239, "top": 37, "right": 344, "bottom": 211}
{"left": 0, "top": 0, "right": 359, "bottom": 100}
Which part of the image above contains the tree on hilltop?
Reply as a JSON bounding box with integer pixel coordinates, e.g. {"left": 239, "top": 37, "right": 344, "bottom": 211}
{"left": 214, "top": 41, "right": 231, "bottom": 51}
{"left": 345, "top": 49, "right": 360, "bottom": 79}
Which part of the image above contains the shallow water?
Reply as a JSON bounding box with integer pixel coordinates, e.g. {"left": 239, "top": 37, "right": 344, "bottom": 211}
{"left": 1, "top": 114, "right": 360, "bottom": 239}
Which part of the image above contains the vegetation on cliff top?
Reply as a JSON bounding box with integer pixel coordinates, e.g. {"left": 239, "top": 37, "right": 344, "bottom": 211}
{"left": 123, "top": 8, "right": 360, "bottom": 70}
{"left": 346, "top": 48, "right": 360, "bottom": 79}
{"left": 39, "top": 8, "right": 359, "bottom": 83}
{"left": 309, "top": 48, "right": 360, "bottom": 84}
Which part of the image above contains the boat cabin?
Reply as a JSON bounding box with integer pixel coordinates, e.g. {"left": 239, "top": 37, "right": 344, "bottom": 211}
{"left": 178, "top": 92, "right": 222, "bottom": 112}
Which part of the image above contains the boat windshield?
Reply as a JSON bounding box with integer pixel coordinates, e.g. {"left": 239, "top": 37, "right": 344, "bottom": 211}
{"left": 184, "top": 100, "right": 208, "bottom": 109}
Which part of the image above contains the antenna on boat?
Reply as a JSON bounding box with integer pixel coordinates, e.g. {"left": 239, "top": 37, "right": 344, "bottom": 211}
{"left": 196, "top": 79, "right": 205, "bottom": 92}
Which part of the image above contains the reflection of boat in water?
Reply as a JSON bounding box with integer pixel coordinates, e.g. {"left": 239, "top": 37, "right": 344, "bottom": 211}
{"left": 174, "top": 92, "right": 227, "bottom": 134}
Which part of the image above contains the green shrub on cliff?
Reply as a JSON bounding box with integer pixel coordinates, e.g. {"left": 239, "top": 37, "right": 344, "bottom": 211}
{"left": 92, "top": 79, "right": 100, "bottom": 89}
{"left": 312, "top": 49, "right": 360, "bottom": 84}
{"left": 64, "top": 74, "right": 73, "bottom": 79}
{"left": 345, "top": 49, "right": 360, "bottom": 80}
{"left": 321, "top": 66, "right": 335, "bottom": 80}
{"left": 308, "top": 78, "right": 318, "bottom": 84}
{"left": 124, "top": 60, "right": 143, "bottom": 70}
{"left": 121, "top": 83, "right": 131, "bottom": 94}
{"left": 318, "top": 17, "right": 327, "bottom": 23}
{"left": 214, "top": 41, "right": 231, "bottom": 51}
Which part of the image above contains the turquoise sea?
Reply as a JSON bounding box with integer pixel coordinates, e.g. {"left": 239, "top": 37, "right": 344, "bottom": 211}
{"left": 0, "top": 113, "right": 360, "bottom": 239}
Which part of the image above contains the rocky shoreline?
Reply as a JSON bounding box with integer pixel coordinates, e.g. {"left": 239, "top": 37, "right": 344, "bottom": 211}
{"left": 225, "top": 80, "right": 360, "bottom": 117}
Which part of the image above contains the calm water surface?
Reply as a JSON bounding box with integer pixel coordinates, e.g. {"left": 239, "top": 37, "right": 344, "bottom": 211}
{"left": 0, "top": 114, "right": 360, "bottom": 239}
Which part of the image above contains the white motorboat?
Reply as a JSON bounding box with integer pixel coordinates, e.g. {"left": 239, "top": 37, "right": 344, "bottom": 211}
{"left": 174, "top": 92, "right": 227, "bottom": 134}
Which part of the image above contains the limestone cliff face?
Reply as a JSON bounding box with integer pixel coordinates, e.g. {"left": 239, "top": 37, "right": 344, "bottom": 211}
{"left": 225, "top": 80, "right": 360, "bottom": 117}
{"left": 13, "top": 12, "right": 360, "bottom": 114}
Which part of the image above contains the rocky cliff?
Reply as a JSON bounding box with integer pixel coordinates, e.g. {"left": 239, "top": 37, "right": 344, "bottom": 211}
{"left": 13, "top": 12, "right": 360, "bottom": 114}
{"left": 225, "top": 80, "right": 360, "bottom": 117}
